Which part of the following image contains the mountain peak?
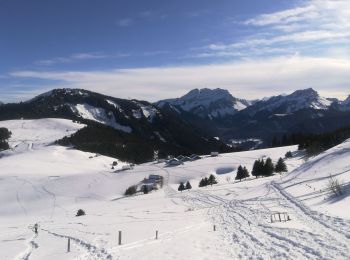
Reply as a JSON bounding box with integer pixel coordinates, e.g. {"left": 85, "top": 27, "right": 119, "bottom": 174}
{"left": 343, "top": 95, "right": 350, "bottom": 105}
{"left": 289, "top": 88, "right": 318, "bottom": 98}
{"left": 181, "top": 88, "right": 233, "bottom": 102}
{"left": 156, "top": 88, "right": 251, "bottom": 118}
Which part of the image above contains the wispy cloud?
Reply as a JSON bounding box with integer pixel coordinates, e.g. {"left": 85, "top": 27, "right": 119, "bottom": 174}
{"left": 117, "top": 18, "right": 133, "bottom": 27}
{"left": 9, "top": 56, "right": 350, "bottom": 101}
{"left": 35, "top": 52, "right": 109, "bottom": 66}
{"left": 198, "top": 0, "right": 350, "bottom": 58}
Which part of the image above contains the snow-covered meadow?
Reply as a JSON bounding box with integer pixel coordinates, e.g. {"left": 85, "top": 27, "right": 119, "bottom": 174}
{"left": 0, "top": 119, "right": 349, "bottom": 259}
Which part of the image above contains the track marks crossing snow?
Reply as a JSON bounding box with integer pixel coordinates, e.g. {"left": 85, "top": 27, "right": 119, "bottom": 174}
{"left": 174, "top": 182, "right": 350, "bottom": 259}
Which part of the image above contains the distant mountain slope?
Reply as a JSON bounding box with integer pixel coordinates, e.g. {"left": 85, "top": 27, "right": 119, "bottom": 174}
{"left": 0, "top": 89, "right": 234, "bottom": 162}
{"left": 331, "top": 95, "right": 350, "bottom": 111}
{"left": 243, "top": 88, "right": 332, "bottom": 115}
{"left": 157, "top": 88, "right": 251, "bottom": 119}
{"left": 157, "top": 88, "right": 350, "bottom": 147}
{"left": 224, "top": 88, "right": 350, "bottom": 143}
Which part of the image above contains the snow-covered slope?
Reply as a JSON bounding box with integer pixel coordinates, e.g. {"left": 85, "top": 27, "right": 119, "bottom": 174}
{"left": 70, "top": 103, "right": 132, "bottom": 133}
{"left": 157, "top": 88, "right": 251, "bottom": 118}
{"left": 278, "top": 139, "right": 350, "bottom": 218}
{"left": 1, "top": 118, "right": 349, "bottom": 259}
{"left": 0, "top": 118, "right": 84, "bottom": 152}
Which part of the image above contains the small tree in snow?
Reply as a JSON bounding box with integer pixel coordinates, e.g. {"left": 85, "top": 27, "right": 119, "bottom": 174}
{"left": 263, "top": 158, "right": 274, "bottom": 176}
{"left": 275, "top": 157, "right": 288, "bottom": 173}
{"left": 185, "top": 181, "right": 192, "bottom": 190}
{"left": 125, "top": 185, "right": 137, "bottom": 196}
{"left": 236, "top": 165, "right": 250, "bottom": 181}
{"left": 236, "top": 165, "right": 245, "bottom": 181}
{"left": 208, "top": 174, "right": 218, "bottom": 186}
{"left": 76, "top": 209, "right": 86, "bottom": 217}
{"left": 285, "top": 151, "right": 293, "bottom": 158}
{"left": 178, "top": 182, "right": 185, "bottom": 192}
{"left": 252, "top": 159, "right": 264, "bottom": 178}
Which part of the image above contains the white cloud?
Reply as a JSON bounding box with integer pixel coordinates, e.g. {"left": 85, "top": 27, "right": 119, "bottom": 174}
{"left": 200, "top": 0, "right": 350, "bottom": 58}
{"left": 10, "top": 56, "right": 350, "bottom": 101}
{"left": 35, "top": 52, "right": 108, "bottom": 66}
{"left": 244, "top": 5, "right": 316, "bottom": 26}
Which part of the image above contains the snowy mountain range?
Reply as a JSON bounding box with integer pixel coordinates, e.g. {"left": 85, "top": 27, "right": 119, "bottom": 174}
{"left": 157, "top": 87, "right": 350, "bottom": 147}
{"left": 244, "top": 88, "right": 332, "bottom": 115}
{"left": 0, "top": 88, "right": 232, "bottom": 162}
{"left": 157, "top": 88, "right": 251, "bottom": 119}
{"left": 158, "top": 88, "right": 349, "bottom": 119}
{"left": 1, "top": 87, "right": 350, "bottom": 154}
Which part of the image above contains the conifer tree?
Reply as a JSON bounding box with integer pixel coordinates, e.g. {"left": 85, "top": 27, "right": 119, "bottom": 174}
{"left": 285, "top": 151, "right": 293, "bottom": 158}
{"left": 208, "top": 174, "right": 217, "bottom": 186}
{"left": 264, "top": 157, "right": 274, "bottom": 176}
{"left": 243, "top": 166, "right": 250, "bottom": 178}
{"left": 178, "top": 182, "right": 185, "bottom": 192}
{"left": 275, "top": 157, "right": 288, "bottom": 173}
{"left": 252, "top": 160, "right": 261, "bottom": 178}
{"left": 199, "top": 178, "right": 204, "bottom": 187}
{"left": 203, "top": 177, "right": 209, "bottom": 186}
{"left": 236, "top": 165, "right": 245, "bottom": 181}
{"left": 185, "top": 181, "right": 192, "bottom": 190}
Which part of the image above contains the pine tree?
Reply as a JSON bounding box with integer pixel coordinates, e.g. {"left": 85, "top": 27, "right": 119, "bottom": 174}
{"left": 263, "top": 157, "right": 274, "bottom": 176}
{"left": 275, "top": 157, "right": 288, "bottom": 173}
{"left": 252, "top": 160, "right": 262, "bottom": 178}
{"left": 203, "top": 177, "right": 209, "bottom": 186}
{"left": 243, "top": 166, "right": 250, "bottom": 178}
{"left": 235, "top": 165, "right": 245, "bottom": 181}
{"left": 185, "top": 181, "right": 192, "bottom": 190}
{"left": 285, "top": 151, "right": 293, "bottom": 158}
{"left": 178, "top": 182, "right": 185, "bottom": 192}
{"left": 199, "top": 178, "right": 204, "bottom": 187}
{"left": 208, "top": 174, "right": 218, "bottom": 186}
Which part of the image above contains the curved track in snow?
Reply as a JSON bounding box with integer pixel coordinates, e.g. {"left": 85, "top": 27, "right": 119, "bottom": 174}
{"left": 174, "top": 182, "right": 350, "bottom": 259}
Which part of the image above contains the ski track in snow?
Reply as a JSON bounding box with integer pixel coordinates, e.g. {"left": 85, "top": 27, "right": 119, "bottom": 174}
{"left": 173, "top": 182, "right": 350, "bottom": 259}
{"left": 16, "top": 235, "right": 39, "bottom": 260}
{"left": 41, "top": 228, "right": 113, "bottom": 260}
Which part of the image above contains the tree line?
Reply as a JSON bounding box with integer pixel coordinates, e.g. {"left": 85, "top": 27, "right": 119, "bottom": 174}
{"left": 235, "top": 157, "right": 288, "bottom": 181}
{"left": 270, "top": 124, "right": 350, "bottom": 157}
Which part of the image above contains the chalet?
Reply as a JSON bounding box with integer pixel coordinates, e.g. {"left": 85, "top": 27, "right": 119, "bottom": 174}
{"left": 189, "top": 154, "right": 201, "bottom": 161}
{"left": 140, "top": 175, "right": 163, "bottom": 191}
{"left": 176, "top": 155, "right": 191, "bottom": 162}
{"left": 166, "top": 158, "right": 183, "bottom": 166}
{"left": 210, "top": 151, "right": 219, "bottom": 157}
{"left": 176, "top": 155, "right": 185, "bottom": 161}
{"left": 149, "top": 174, "right": 162, "bottom": 183}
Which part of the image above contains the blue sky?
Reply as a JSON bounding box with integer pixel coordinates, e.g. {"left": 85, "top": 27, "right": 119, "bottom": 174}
{"left": 1, "top": 0, "right": 350, "bottom": 102}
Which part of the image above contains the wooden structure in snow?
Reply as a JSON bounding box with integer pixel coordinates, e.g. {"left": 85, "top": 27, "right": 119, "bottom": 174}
{"left": 270, "top": 212, "right": 291, "bottom": 223}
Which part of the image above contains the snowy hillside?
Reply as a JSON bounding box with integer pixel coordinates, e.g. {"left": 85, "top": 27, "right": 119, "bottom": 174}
{"left": 0, "top": 118, "right": 349, "bottom": 259}
{"left": 278, "top": 139, "right": 350, "bottom": 218}
{"left": 0, "top": 119, "right": 84, "bottom": 153}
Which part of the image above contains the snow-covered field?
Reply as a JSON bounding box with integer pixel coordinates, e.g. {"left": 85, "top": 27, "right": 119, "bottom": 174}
{"left": 0, "top": 119, "right": 349, "bottom": 259}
